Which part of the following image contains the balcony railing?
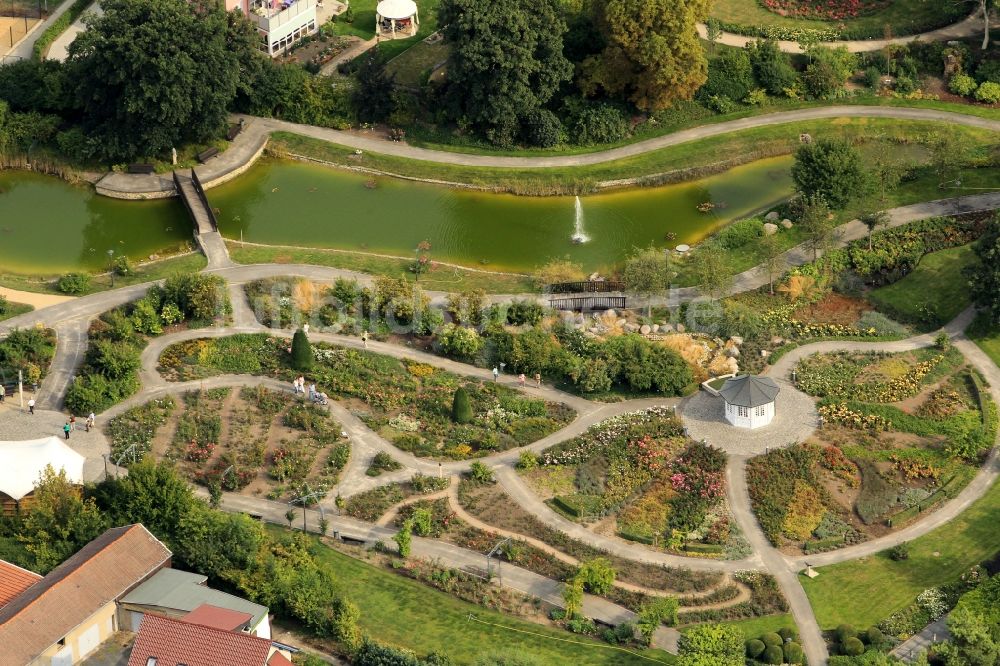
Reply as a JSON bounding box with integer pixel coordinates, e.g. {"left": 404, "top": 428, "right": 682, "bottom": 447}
{"left": 250, "top": 0, "right": 314, "bottom": 31}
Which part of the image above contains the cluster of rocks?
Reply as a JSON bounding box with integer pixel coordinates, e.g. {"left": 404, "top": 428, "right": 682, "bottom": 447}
{"left": 568, "top": 309, "right": 690, "bottom": 337}
{"left": 707, "top": 336, "right": 743, "bottom": 376}
{"left": 762, "top": 211, "right": 793, "bottom": 236}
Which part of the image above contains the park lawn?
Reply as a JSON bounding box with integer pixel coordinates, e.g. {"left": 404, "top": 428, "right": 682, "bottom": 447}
{"left": 225, "top": 242, "right": 537, "bottom": 294}
{"left": 0, "top": 252, "right": 207, "bottom": 296}
{"left": 330, "top": 0, "right": 377, "bottom": 38}
{"left": 333, "top": 0, "right": 440, "bottom": 60}
{"left": 708, "top": 0, "right": 966, "bottom": 38}
{"left": 969, "top": 314, "right": 1000, "bottom": 369}
{"left": 0, "top": 301, "right": 33, "bottom": 322}
{"left": 386, "top": 39, "right": 449, "bottom": 87}
{"left": 718, "top": 614, "right": 796, "bottom": 639}
{"left": 868, "top": 244, "right": 978, "bottom": 330}
{"left": 270, "top": 119, "right": 996, "bottom": 195}
{"left": 294, "top": 531, "right": 677, "bottom": 665}
{"left": 802, "top": 469, "right": 1000, "bottom": 629}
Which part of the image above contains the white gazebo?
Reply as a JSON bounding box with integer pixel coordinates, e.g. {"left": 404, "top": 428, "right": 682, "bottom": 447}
{"left": 0, "top": 437, "right": 86, "bottom": 511}
{"left": 375, "top": 0, "right": 418, "bottom": 38}
{"left": 719, "top": 374, "right": 780, "bottom": 430}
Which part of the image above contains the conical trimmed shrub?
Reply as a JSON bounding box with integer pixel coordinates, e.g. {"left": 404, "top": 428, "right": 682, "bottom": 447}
{"left": 291, "top": 328, "right": 313, "bottom": 371}
{"left": 452, "top": 387, "right": 472, "bottom": 424}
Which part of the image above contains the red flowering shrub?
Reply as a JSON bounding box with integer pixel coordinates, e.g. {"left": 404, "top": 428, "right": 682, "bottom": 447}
{"left": 760, "top": 0, "right": 889, "bottom": 20}
{"left": 185, "top": 441, "right": 215, "bottom": 463}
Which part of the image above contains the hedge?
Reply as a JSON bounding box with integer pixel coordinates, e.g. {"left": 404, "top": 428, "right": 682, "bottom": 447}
{"left": 683, "top": 543, "right": 724, "bottom": 554}
{"left": 803, "top": 534, "right": 846, "bottom": 553}
{"left": 32, "top": 0, "right": 94, "bottom": 60}
{"left": 970, "top": 371, "right": 991, "bottom": 427}
{"left": 617, "top": 530, "right": 655, "bottom": 545}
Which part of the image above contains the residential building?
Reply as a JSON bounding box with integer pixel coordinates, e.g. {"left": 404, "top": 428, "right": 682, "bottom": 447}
{"left": 126, "top": 613, "right": 292, "bottom": 666}
{"left": 0, "top": 559, "right": 41, "bottom": 610}
{"left": 119, "top": 568, "right": 272, "bottom": 638}
{"left": 0, "top": 524, "right": 171, "bottom": 666}
{"left": 225, "top": 0, "right": 318, "bottom": 56}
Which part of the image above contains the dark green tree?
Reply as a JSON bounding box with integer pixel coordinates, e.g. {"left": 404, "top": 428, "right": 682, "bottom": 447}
{"left": 967, "top": 217, "right": 1000, "bottom": 324}
{"left": 798, "top": 196, "right": 836, "bottom": 262}
{"left": 452, "top": 387, "right": 472, "bottom": 423}
{"left": 352, "top": 48, "right": 396, "bottom": 123}
{"left": 67, "top": 0, "right": 263, "bottom": 161}
{"left": 291, "top": 328, "right": 313, "bottom": 371}
{"left": 439, "top": 0, "right": 572, "bottom": 147}
{"left": 746, "top": 39, "right": 798, "bottom": 95}
{"left": 791, "top": 138, "right": 871, "bottom": 209}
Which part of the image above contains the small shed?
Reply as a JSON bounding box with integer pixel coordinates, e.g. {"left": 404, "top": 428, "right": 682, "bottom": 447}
{"left": 0, "top": 437, "right": 86, "bottom": 514}
{"left": 375, "top": 0, "right": 419, "bottom": 38}
{"left": 719, "top": 374, "right": 779, "bottom": 429}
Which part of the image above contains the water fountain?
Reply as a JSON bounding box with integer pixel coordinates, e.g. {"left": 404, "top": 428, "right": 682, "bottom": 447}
{"left": 571, "top": 195, "right": 590, "bottom": 244}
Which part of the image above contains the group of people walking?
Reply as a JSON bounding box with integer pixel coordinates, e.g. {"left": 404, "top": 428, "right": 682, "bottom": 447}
{"left": 292, "top": 376, "right": 328, "bottom": 405}
{"left": 62, "top": 413, "right": 96, "bottom": 439}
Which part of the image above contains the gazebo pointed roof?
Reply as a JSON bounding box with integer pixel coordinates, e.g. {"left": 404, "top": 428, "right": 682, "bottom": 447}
{"left": 0, "top": 437, "right": 85, "bottom": 501}
{"left": 719, "top": 374, "right": 779, "bottom": 408}
{"left": 376, "top": 0, "right": 416, "bottom": 19}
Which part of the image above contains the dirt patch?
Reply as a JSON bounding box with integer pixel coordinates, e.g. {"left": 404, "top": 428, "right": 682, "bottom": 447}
{"left": 793, "top": 292, "right": 872, "bottom": 326}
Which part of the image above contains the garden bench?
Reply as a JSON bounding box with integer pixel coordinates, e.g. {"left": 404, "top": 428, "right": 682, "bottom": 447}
{"left": 127, "top": 163, "right": 156, "bottom": 174}
{"left": 197, "top": 147, "right": 220, "bottom": 163}
{"left": 226, "top": 123, "right": 242, "bottom": 141}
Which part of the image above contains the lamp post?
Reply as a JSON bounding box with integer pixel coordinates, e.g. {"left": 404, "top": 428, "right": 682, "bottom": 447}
{"left": 291, "top": 487, "right": 326, "bottom": 532}
{"left": 107, "top": 249, "right": 115, "bottom": 287}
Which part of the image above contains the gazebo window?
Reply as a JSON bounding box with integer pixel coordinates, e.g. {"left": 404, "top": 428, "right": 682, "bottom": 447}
{"left": 737, "top": 406, "right": 748, "bottom": 417}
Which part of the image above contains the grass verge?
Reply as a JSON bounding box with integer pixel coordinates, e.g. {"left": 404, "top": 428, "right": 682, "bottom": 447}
{"left": 868, "top": 244, "right": 979, "bottom": 330}
{"left": 291, "top": 528, "right": 677, "bottom": 665}
{"left": 226, "top": 242, "right": 538, "bottom": 294}
{"left": 969, "top": 314, "right": 1000, "bottom": 369}
{"left": 0, "top": 253, "right": 207, "bottom": 296}
{"left": 801, "top": 468, "right": 1000, "bottom": 629}
{"left": 0, "top": 301, "right": 34, "bottom": 322}
{"left": 719, "top": 614, "right": 796, "bottom": 639}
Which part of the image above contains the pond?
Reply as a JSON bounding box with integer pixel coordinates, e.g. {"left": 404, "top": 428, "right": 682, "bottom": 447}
{"left": 209, "top": 156, "right": 795, "bottom": 272}
{"left": 0, "top": 170, "right": 191, "bottom": 275}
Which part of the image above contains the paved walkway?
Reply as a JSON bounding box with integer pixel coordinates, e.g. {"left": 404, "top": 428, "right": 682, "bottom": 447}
{"left": 90, "top": 107, "right": 1000, "bottom": 199}
{"left": 695, "top": 11, "right": 983, "bottom": 54}
{"left": 1, "top": 0, "right": 78, "bottom": 60}
{"left": 46, "top": 0, "right": 101, "bottom": 61}
{"left": 891, "top": 616, "right": 949, "bottom": 663}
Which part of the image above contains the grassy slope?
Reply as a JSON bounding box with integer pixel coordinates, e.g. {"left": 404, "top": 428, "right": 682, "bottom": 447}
{"left": 0, "top": 253, "right": 207, "bottom": 296}
{"left": 271, "top": 118, "right": 997, "bottom": 194}
{"left": 802, "top": 473, "right": 1000, "bottom": 629}
{"left": 294, "top": 531, "right": 677, "bottom": 665}
{"left": 0, "top": 302, "right": 34, "bottom": 322}
{"left": 868, "top": 244, "right": 978, "bottom": 326}
{"left": 969, "top": 314, "right": 1000, "bottom": 369}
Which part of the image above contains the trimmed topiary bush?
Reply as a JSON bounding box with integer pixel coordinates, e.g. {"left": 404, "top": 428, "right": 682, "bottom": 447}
{"left": 836, "top": 624, "right": 857, "bottom": 644}
{"left": 452, "top": 387, "right": 472, "bottom": 424}
{"left": 778, "top": 627, "right": 797, "bottom": 642}
{"left": 865, "top": 626, "right": 884, "bottom": 646}
{"left": 761, "top": 632, "right": 783, "bottom": 648}
{"left": 291, "top": 328, "right": 313, "bottom": 371}
{"left": 842, "top": 636, "right": 865, "bottom": 656}
{"left": 57, "top": 273, "right": 90, "bottom": 295}
{"left": 761, "top": 645, "right": 784, "bottom": 665}
{"left": 746, "top": 639, "right": 766, "bottom": 659}
{"left": 949, "top": 73, "right": 978, "bottom": 96}
{"left": 974, "top": 81, "right": 1000, "bottom": 104}
{"left": 783, "top": 642, "right": 805, "bottom": 664}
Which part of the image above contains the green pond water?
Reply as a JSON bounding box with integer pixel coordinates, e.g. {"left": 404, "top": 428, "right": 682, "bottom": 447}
{"left": 209, "top": 156, "right": 795, "bottom": 272}
{"left": 0, "top": 170, "right": 191, "bottom": 275}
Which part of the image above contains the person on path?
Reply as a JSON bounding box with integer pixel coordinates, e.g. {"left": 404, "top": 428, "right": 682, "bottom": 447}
{"left": 518, "top": 373, "right": 526, "bottom": 388}
{"left": 292, "top": 378, "right": 299, "bottom": 394}
{"left": 309, "top": 383, "right": 317, "bottom": 400}
{"left": 0, "top": 386, "right": 5, "bottom": 403}
{"left": 87, "top": 412, "right": 96, "bottom": 431}
{"left": 69, "top": 415, "right": 76, "bottom": 430}
{"left": 535, "top": 373, "right": 541, "bottom": 388}
{"left": 492, "top": 367, "right": 499, "bottom": 382}
{"left": 63, "top": 422, "right": 71, "bottom": 440}
{"left": 361, "top": 331, "right": 368, "bottom": 349}
{"left": 28, "top": 398, "right": 35, "bottom": 415}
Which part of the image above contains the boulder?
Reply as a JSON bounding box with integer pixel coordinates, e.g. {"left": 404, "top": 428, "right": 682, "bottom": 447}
{"left": 729, "top": 336, "right": 744, "bottom": 346}
{"left": 651, "top": 324, "right": 660, "bottom": 333}
{"left": 771, "top": 336, "right": 785, "bottom": 345}
{"left": 781, "top": 219, "right": 793, "bottom": 229}
{"left": 725, "top": 357, "right": 739, "bottom": 373}
{"left": 604, "top": 309, "right": 617, "bottom": 319}
{"left": 763, "top": 223, "right": 778, "bottom": 236}
{"left": 640, "top": 324, "right": 651, "bottom": 335}
{"left": 764, "top": 211, "right": 780, "bottom": 221}
{"left": 617, "top": 318, "right": 628, "bottom": 327}
{"left": 624, "top": 323, "right": 640, "bottom": 333}
{"left": 661, "top": 323, "right": 674, "bottom": 332}
{"left": 761, "top": 349, "right": 771, "bottom": 358}
{"left": 676, "top": 324, "right": 685, "bottom": 333}
{"left": 725, "top": 346, "right": 740, "bottom": 358}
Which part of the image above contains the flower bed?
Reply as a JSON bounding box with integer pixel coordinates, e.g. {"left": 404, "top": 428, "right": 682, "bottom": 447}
{"left": 158, "top": 334, "right": 575, "bottom": 460}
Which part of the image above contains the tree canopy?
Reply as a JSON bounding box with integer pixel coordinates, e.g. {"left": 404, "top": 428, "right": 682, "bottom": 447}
{"left": 67, "top": 0, "right": 262, "bottom": 161}
{"left": 791, "top": 138, "right": 871, "bottom": 210}
{"left": 581, "top": 0, "right": 710, "bottom": 111}
{"left": 439, "top": 0, "right": 572, "bottom": 148}
{"left": 967, "top": 216, "right": 1000, "bottom": 324}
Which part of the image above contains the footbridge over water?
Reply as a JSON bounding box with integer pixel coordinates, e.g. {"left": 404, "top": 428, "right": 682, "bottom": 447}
{"left": 173, "top": 169, "right": 232, "bottom": 269}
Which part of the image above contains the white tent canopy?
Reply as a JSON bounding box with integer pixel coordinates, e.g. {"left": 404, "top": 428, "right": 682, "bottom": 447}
{"left": 375, "top": 0, "right": 418, "bottom": 37}
{"left": 0, "top": 437, "right": 85, "bottom": 501}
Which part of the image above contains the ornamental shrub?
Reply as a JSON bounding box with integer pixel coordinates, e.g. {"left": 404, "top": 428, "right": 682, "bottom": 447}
{"left": 783, "top": 641, "right": 805, "bottom": 664}
{"left": 949, "top": 73, "right": 978, "bottom": 96}
{"left": 701, "top": 49, "right": 755, "bottom": 102}
{"left": 761, "top": 632, "right": 783, "bottom": 647}
{"left": 888, "top": 543, "right": 910, "bottom": 561}
{"left": 506, "top": 300, "right": 545, "bottom": 326}
{"left": 714, "top": 217, "right": 763, "bottom": 249}
{"left": 747, "top": 39, "right": 798, "bottom": 95}
{"left": 864, "top": 626, "right": 884, "bottom": 646}
{"left": 842, "top": 636, "right": 865, "bottom": 656}
{"left": 777, "top": 627, "right": 797, "bottom": 642}
{"left": 576, "top": 557, "right": 616, "bottom": 595}
{"left": 516, "top": 450, "right": 539, "bottom": 470}
{"left": 761, "top": 645, "right": 784, "bottom": 664}
{"left": 746, "top": 638, "right": 766, "bottom": 658}
{"left": 523, "top": 108, "right": 563, "bottom": 148}
{"left": 571, "top": 103, "right": 629, "bottom": 145}
{"left": 452, "top": 387, "right": 472, "bottom": 424}
{"left": 974, "top": 81, "right": 1000, "bottom": 104}
{"left": 835, "top": 624, "right": 857, "bottom": 644}
{"left": 393, "top": 521, "right": 412, "bottom": 557}
{"left": 975, "top": 58, "right": 1000, "bottom": 84}
{"left": 291, "top": 328, "right": 313, "bottom": 371}
{"left": 469, "top": 461, "right": 494, "bottom": 484}
{"left": 57, "top": 273, "right": 90, "bottom": 294}
{"left": 437, "top": 324, "right": 483, "bottom": 360}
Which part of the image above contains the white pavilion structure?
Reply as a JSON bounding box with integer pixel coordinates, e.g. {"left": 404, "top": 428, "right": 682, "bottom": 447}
{"left": 376, "top": 0, "right": 419, "bottom": 38}
{"left": 0, "top": 437, "right": 85, "bottom": 513}
{"left": 719, "top": 374, "right": 779, "bottom": 430}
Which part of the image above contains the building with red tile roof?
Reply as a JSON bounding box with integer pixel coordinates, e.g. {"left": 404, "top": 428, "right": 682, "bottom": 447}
{"left": 127, "top": 613, "right": 291, "bottom": 666}
{"left": 0, "top": 524, "right": 171, "bottom": 665}
{"left": 182, "top": 603, "right": 254, "bottom": 632}
{"left": 0, "top": 559, "right": 41, "bottom": 609}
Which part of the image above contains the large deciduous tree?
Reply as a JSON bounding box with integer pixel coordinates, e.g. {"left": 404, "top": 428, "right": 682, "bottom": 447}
{"left": 791, "top": 138, "right": 871, "bottom": 210}
{"left": 67, "top": 0, "right": 262, "bottom": 162}
{"left": 438, "top": 0, "right": 572, "bottom": 148}
{"left": 621, "top": 246, "right": 674, "bottom": 316}
{"left": 967, "top": 216, "right": 1000, "bottom": 324}
{"left": 580, "top": 0, "right": 710, "bottom": 112}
